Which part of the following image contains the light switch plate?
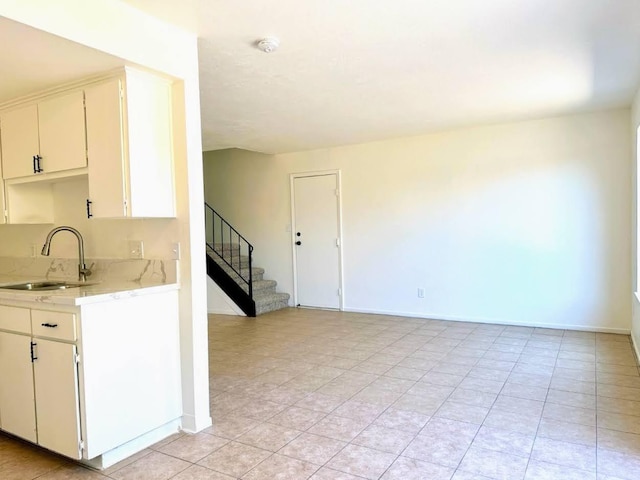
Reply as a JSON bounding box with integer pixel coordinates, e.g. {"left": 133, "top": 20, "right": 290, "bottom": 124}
{"left": 171, "top": 242, "right": 180, "bottom": 260}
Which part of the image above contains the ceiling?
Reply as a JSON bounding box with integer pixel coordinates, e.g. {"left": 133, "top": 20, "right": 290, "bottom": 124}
{"left": 0, "top": 17, "right": 126, "bottom": 104}
{"left": 122, "top": 0, "right": 640, "bottom": 154}
{"left": 3, "top": 1, "right": 640, "bottom": 154}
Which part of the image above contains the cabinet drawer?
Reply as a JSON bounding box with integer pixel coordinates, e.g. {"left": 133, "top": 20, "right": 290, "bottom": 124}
{"left": 0, "top": 305, "right": 31, "bottom": 334}
{"left": 31, "top": 310, "right": 76, "bottom": 342}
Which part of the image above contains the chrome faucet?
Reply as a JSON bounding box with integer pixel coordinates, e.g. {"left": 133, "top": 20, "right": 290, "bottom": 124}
{"left": 41, "top": 226, "right": 92, "bottom": 282}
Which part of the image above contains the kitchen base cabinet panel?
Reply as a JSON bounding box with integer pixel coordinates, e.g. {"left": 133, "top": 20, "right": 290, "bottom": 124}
{"left": 79, "top": 292, "right": 181, "bottom": 459}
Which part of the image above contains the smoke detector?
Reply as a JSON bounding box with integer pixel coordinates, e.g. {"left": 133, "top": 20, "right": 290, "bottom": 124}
{"left": 257, "top": 37, "right": 280, "bottom": 53}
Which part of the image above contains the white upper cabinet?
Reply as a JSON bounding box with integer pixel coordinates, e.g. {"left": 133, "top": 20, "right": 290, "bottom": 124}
{"left": 0, "top": 91, "right": 86, "bottom": 179}
{"left": 0, "top": 105, "right": 39, "bottom": 178}
{"left": 38, "top": 91, "right": 87, "bottom": 175}
{"left": 85, "top": 68, "right": 175, "bottom": 218}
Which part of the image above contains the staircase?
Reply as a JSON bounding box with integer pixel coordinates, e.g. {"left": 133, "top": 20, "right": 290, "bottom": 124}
{"left": 205, "top": 203, "right": 290, "bottom": 317}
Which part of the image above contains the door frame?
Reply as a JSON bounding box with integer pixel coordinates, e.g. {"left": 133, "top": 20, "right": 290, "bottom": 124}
{"left": 290, "top": 169, "right": 345, "bottom": 310}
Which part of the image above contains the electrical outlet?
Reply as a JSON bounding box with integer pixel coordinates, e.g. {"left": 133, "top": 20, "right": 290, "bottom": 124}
{"left": 129, "top": 240, "right": 144, "bottom": 259}
{"left": 30, "top": 244, "right": 38, "bottom": 258}
{"left": 417, "top": 288, "right": 425, "bottom": 298}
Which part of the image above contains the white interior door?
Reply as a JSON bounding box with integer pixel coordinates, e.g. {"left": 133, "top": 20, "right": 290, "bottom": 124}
{"left": 293, "top": 173, "right": 341, "bottom": 309}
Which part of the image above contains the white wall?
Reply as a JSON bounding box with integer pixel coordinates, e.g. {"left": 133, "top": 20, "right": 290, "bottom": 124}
{"left": 204, "top": 109, "right": 632, "bottom": 332}
{"left": 631, "top": 89, "right": 640, "bottom": 357}
{"left": 1, "top": 0, "right": 210, "bottom": 432}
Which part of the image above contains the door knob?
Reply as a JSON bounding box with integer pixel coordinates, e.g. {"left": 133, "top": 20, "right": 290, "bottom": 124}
{"left": 295, "top": 241, "right": 302, "bottom": 246}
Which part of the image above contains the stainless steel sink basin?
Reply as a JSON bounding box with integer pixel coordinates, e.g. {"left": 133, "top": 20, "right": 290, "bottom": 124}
{"left": 0, "top": 281, "right": 91, "bottom": 291}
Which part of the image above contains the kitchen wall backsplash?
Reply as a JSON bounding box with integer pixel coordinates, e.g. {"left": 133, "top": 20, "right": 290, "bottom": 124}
{"left": 0, "top": 257, "right": 177, "bottom": 284}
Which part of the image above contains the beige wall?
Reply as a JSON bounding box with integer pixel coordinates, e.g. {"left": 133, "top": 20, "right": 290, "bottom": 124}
{"left": 205, "top": 108, "right": 632, "bottom": 332}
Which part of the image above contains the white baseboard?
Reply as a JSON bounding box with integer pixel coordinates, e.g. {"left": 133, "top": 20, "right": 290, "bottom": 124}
{"left": 180, "top": 413, "right": 212, "bottom": 434}
{"left": 341, "top": 307, "right": 631, "bottom": 334}
{"left": 82, "top": 419, "right": 181, "bottom": 470}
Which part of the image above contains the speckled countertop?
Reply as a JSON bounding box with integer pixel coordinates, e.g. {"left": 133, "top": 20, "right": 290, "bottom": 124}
{"left": 0, "top": 257, "right": 179, "bottom": 306}
{"left": 0, "top": 276, "right": 178, "bottom": 306}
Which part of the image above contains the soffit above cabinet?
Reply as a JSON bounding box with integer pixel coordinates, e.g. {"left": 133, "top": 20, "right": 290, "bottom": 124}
{"left": 0, "top": 17, "right": 126, "bottom": 105}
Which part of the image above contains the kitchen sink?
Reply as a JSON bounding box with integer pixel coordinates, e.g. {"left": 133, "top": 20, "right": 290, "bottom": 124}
{"left": 0, "top": 281, "right": 92, "bottom": 291}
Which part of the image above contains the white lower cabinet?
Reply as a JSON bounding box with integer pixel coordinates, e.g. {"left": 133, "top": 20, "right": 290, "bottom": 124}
{"left": 0, "top": 307, "right": 81, "bottom": 458}
{"left": 0, "top": 291, "right": 181, "bottom": 466}
{"left": 33, "top": 338, "right": 82, "bottom": 459}
{"left": 0, "top": 330, "right": 37, "bottom": 443}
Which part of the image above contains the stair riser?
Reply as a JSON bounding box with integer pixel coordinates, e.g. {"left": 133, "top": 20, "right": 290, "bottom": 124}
{"left": 256, "top": 301, "right": 289, "bottom": 316}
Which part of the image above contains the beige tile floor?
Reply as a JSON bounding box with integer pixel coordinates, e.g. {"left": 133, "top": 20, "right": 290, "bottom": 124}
{"left": 2, "top": 307, "right": 640, "bottom": 479}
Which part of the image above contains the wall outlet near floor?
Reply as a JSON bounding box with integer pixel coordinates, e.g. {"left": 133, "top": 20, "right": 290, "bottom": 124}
{"left": 417, "top": 288, "right": 425, "bottom": 298}
{"left": 129, "top": 240, "right": 144, "bottom": 259}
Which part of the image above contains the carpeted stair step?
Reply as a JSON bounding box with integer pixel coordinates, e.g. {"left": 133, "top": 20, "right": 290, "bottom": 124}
{"left": 254, "top": 292, "right": 291, "bottom": 316}
{"left": 208, "top": 249, "right": 262, "bottom": 279}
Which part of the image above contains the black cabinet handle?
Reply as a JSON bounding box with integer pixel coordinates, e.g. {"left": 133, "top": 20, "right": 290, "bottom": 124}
{"left": 86, "top": 199, "right": 93, "bottom": 218}
{"left": 35, "top": 155, "right": 43, "bottom": 173}
{"left": 295, "top": 241, "right": 302, "bottom": 246}
{"left": 32, "top": 155, "right": 37, "bottom": 174}
{"left": 296, "top": 232, "right": 301, "bottom": 237}
{"left": 41, "top": 323, "right": 58, "bottom": 328}
{"left": 30, "top": 342, "right": 38, "bottom": 362}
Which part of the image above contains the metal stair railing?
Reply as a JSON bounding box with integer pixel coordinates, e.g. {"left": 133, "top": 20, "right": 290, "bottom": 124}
{"left": 205, "top": 202, "right": 253, "bottom": 299}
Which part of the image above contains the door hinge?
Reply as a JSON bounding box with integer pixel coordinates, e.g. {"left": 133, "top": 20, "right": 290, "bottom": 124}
{"left": 335, "top": 189, "right": 339, "bottom": 197}
{"left": 337, "top": 288, "right": 342, "bottom": 296}
{"left": 79, "top": 440, "right": 85, "bottom": 452}
{"left": 335, "top": 238, "right": 340, "bottom": 247}
{"left": 74, "top": 353, "right": 81, "bottom": 365}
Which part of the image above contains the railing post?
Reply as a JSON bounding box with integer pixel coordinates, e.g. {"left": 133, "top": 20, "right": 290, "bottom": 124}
{"left": 248, "top": 245, "right": 253, "bottom": 299}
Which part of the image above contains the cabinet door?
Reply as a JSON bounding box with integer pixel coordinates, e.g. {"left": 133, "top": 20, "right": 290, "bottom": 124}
{"left": 125, "top": 69, "right": 175, "bottom": 217}
{"left": 38, "top": 91, "right": 87, "bottom": 174}
{"left": 0, "top": 332, "right": 37, "bottom": 442}
{"left": 33, "top": 339, "right": 81, "bottom": 459}
{"left": 0, "top": 104, "right": 39, "bottom": 179}
{"left": 85, "top": 79, "right": 127, "bottom": 218}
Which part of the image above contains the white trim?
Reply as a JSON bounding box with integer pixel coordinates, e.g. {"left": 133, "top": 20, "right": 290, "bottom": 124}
{"left": 180, "top": 413, "right": 213, "bottom": 434}
{"left": 632, "top": 329, "right": 640, "bottom": 365}
{"left": 290, "top": 170, "right": 344, "bottom": 310}
{"left": 342, "top": 307, "right": 632, "bottom": 334}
